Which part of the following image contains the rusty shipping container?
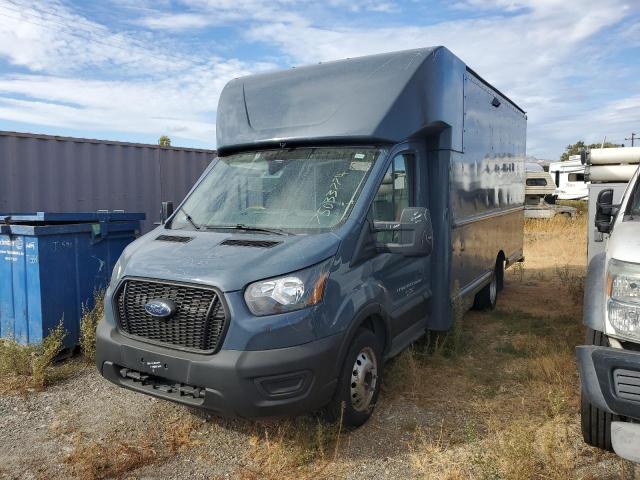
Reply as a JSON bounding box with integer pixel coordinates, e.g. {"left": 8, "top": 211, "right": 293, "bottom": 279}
{"left": 0, "top": 131, "right": 215, "bottom": 232}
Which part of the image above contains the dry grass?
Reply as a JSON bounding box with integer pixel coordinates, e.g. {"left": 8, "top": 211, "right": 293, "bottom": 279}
{"left": 80, "top": 290, "right": 105, "bottom": 363}
{"left": 0, "top": 292, "right": 104, "bottom": 394}
{"left": 0, "top": 322, "right": 68, "bottom": 393}
{"left": 64, "top": 406, "right": 201, "bottom": 480}
{"left": 430, "top": 282, "right": 468, "bottom": 358}
{"left": 12, "top": 210, "right": 636, "bottom": 479}
{"left": 64, "top": 407, "right": 343, "bottom": 480}
{"left": 229, "top": 218, "right": 602, "bottom": 479}
{"left": 239, "top": 416, "right": 344, "bottom": 480}
{"left": 228, "top": 213, "right": 630, "bottom": 479}
{"left": 65, "top": 434, "right": 159, "bottom": 480}
{"left": 403, "top": 212, "right": 636, "bottom": 479}
{"left": 556, "top": 264, "right": 586, "bottom": 305}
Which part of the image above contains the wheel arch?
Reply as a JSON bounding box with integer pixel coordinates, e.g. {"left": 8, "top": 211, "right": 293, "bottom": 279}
{"left": 333, "top": 303, "right": 392, "bottom": 375}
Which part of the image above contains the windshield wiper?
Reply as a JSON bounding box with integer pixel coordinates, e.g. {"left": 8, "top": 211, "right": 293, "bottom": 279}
{"left": 177, "top": 207, "right": 201, "bottom": 230}
{"left": 203, "top": 224, "right": 291, "bottom": 236}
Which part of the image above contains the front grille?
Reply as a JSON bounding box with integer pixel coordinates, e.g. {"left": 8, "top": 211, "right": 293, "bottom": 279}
{"left": 115, "top": 279, "right": 227, "bottom": 353}
{"left": 614, "top": 368, "right": 640, "bottom": 404}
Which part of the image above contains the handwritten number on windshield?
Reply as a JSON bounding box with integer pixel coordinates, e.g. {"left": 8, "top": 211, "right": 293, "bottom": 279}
{"left": 313, "top": 171, "right": 349, "bottom": 224}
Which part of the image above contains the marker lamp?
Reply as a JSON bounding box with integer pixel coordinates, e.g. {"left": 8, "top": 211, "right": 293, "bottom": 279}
{"left": 244, "top": 260, "right": 331, "bottom": 316}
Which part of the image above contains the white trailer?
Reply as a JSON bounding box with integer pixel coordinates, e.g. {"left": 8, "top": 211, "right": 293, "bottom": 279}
{"left": 549, "top": 155, "right": 587, "bottom": 200}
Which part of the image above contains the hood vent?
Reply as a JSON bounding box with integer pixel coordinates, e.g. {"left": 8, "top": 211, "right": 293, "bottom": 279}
{"left": 155, "top": 234, "right": 194, "bottom": 243}
{"left": 221, "top": 239, "right": 281, "bottom": 248}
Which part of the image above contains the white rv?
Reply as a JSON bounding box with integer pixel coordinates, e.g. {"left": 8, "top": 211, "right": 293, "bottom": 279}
{"left": 549, "top": 155, "right": 588, "bottom": 200}
{"left": 524, "top": 163, "right": 575, "bottom": 219}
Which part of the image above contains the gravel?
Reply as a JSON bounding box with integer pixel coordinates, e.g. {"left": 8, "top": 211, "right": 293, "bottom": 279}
{"left": 0, "top": 368, "right": 425, "bottom": 479}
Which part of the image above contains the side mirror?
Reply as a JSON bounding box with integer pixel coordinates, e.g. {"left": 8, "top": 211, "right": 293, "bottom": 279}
{"left": 373, "top": 207, "right": 433, "bottom": 257}
{"left": 595, "top": 189, "right": 614, "bottom": 234}
{"left": 161, "top": 201, "right": 174, "bottom": 224}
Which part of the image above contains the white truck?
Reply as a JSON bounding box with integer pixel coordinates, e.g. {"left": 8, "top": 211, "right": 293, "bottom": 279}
{"left": 577, "top": 147, "right": 640, "bottom": 462}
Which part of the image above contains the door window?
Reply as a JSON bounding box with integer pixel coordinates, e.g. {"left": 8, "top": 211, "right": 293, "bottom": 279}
{"left": 373, "top": 153, "right": 416, "bottom": 222}
{"left": 372, "top": 153, "right": 416, "bottom": 244}
{"left": 526, "top": 178, "right": 548, "bottom": 186}
{"left": 568, "top": 173, "right": 585, "bottom": 182}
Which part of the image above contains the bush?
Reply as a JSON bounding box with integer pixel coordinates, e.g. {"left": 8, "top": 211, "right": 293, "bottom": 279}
{"left": 80, "top": 291, "right": 105, "bottom": 363}
{"left": 0, "top": 322, "right": 66, "bottom": 392}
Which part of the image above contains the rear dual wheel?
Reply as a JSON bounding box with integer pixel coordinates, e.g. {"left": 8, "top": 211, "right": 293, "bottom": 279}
{"left": 473, "top": 258, "right": 503, "bottom": 310}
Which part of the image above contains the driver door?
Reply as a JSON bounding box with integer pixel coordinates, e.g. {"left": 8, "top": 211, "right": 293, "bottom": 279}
{"left": 370, "top": 149, "right": 431, "bottom": 342}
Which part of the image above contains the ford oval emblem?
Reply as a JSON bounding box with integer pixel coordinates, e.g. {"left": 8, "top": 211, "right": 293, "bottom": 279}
{"left": 144, "top": 299, "right": 176, "bottom": 319}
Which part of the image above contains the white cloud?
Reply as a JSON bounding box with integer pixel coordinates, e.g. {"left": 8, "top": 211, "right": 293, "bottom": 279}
{"left": 0, "top": 0, "right": 278, "bottom": 144}
{"left": 133, "top": 0, "right": 309, "bottom": 31}
{"left": 0, "top": 54, "right": 275, "bottom": 143}
{"left": 0, "top": 0, "right": 192, "bottom": 73}
{"left": 243, "top": 0, "right": 638, "bottom": 157}
{"left": 0, "top": 0, "right": 637, "bottom": 157}
{"left": 132, "top": 0, "right": 402, "bottom": 32}
{"left": 136, "top": 12, "right": 217, "bottom": 31}
{"left": 528, "top": 94, "right": 640, "bottom": 153}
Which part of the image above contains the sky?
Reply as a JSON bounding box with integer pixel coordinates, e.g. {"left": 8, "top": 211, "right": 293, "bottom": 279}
{"left": 0, "top": 0, "right": 638, "bottom": 160}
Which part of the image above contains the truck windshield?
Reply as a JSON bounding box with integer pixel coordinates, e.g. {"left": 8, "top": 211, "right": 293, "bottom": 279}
{"left": 171, "top": 147, "right": 381, "bottom": 233}
{"left": 629, "top": 177, "right": 640, "bottom": 217}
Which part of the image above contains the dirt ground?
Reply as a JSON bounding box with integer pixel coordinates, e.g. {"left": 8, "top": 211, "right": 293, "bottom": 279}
{"left": 1, "top": 214, "right": 639, "bottom": 480}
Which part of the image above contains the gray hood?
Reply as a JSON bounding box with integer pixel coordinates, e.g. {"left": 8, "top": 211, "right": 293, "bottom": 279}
{"left": 119, "top": 228, "right": 341, "bottom": 292}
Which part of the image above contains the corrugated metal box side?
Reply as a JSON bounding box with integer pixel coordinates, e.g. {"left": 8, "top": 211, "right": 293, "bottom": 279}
{"left": 0, "top": 131, "right": 215, "bottom": 232}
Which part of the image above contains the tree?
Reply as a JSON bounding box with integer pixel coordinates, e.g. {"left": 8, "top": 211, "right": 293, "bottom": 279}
{"left": 560, "top": 140, "right": 622, "bottom": 161}
{"left": 158, "top": 135, "right": 171, "bottom": 147}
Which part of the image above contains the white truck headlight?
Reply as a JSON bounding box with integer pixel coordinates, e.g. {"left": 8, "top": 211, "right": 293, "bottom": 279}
{"left": 607, "top": 259, "right": 640, "bottom": 341}
{"left": 244, "top": 260, "right": 332, "bottom": 316}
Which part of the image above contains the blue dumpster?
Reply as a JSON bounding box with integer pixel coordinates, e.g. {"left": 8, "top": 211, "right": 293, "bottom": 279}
{"left": 0, "top": 211, "right": 144, "bottom": 347}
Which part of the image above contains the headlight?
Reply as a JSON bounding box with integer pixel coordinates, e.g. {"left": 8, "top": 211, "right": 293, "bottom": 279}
{"left": 109, "top": 256, "right": 126, "bottom": 290}
{"left": 607, "top": 259, "right": 640, "bottom": 341}
{"left": 244, "top": 260, "right": 332, "bottom": 316}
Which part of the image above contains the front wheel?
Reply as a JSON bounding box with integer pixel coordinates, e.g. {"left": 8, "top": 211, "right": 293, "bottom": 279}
{"left": 324, "top": 328, "right": 382, "bottom": 428}
{"left": 581, "top": 328, "right": 619, "bottom": 451}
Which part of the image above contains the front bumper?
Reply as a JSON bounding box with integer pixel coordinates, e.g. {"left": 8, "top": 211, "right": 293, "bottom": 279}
{"left": 577, "top": 345, "right": 640, "bottom": 419}
{"left": 96, "top": 319, "right": 342, "bottom": 418}
{"left": 577, "top": 344, "right": 640, "bottom": 462}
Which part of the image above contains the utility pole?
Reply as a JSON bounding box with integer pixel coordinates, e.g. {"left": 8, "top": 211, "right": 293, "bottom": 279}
{"left": 625, "top": 133, "right": 637, "bottom": 147}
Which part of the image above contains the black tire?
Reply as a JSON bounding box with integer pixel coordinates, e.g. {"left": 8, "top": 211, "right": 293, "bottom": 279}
{"left": 473, "top": 268, "right": 498, "bottom": 310}
{"left": 580, "top": 327, "right": 619, "bottom": 451}
{"left": 324, "top": 328, "right": 382, "bottom": 428}
{"left": 495, "top": 256, "right": 505, "bottom": 292}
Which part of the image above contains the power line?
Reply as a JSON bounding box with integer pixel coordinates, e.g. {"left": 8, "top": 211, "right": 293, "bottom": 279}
{"left": 3, "top": 0, "right": 130, "bottom": 44}
{"left": 4, "top": 0, "right": 186, "bottom": 62}
{"left": 625, "top": 133, "right": 637, "bottom": 147}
